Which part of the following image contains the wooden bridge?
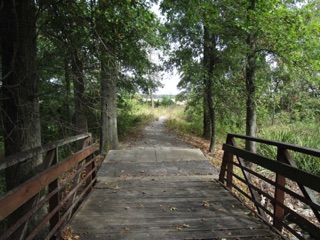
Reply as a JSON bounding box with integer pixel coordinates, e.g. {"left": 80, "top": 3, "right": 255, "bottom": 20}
{"left": 0, "top": 133, "right": 319, "bottom": 239}
{"left": 69, "top": 147, "right": 277, "bottom": 239}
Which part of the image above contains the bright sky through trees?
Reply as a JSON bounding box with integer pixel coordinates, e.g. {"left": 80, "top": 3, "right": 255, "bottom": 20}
{"left": 151, "top": 3, "right": 181, "bottom": 95}
{"left": 156, "top": 69, "right": 181, "bottom": 95}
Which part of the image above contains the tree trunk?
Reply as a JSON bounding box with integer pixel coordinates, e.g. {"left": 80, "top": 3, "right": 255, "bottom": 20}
{"left": 100, "top": 53, "right": 119, "bottom": 151}
{"left": 1, "top": 0, "right": 44, "bottom": 238}
{"left": 202, "top": 94, "right": 211, "bottom": 140}
{"left": 71, "top": 50, "right": 88, "bottom": 139}
{"left": 207, "top": 85, "right": 216, "bottom": 153}
{"left": 65, "top": 58, "right": 72, "bottom": 125}
{"left": 99, "top": 1, "right": 119, "bottom": 151}
{"left": 203, "top": 25, "right": 216, "bottom": 153}
{"left": 100, "top": 61, "right": 108, "bottom": 152}
{"left": 105, "top": 55, "right": 119, "bottom": 149}
{"left": 149, "top": 88, "right": 154, "bottom": 109}
{"left": 245, "top": 62, "right": 257, "bottom": 153}
{"left": 245, "top": 0, "right": 257, "bottom": 153}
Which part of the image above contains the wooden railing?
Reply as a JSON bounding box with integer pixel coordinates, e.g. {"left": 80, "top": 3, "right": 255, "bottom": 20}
{"left": 219, "top": 133, "right": 320, "bottom": 240}
{"left": 0, "top": 133, "right": 99, "bottom": 239}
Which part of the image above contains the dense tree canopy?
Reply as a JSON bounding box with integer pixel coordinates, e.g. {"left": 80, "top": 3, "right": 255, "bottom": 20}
{"left": 160, "top": 0, "right": 320, "bottom": 152}
{"left": 0, "top": 0, "right": 319, "bottom": 171}
{"left": 28, "top": 0, "right": 163, "bottom": 146}
{"left": 0, "top": 0, "right": 319, "bottom": 236}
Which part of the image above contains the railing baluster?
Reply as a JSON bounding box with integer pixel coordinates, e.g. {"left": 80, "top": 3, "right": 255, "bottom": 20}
{"left": 48, "top": 148, "right": 60, "bottom": 239}
{"left": 66, "top": 135, "right": 92, "bottom": 221}
{"left": 0, "top": 134, "right": 98, "bottom": 240}
{"left": 230, "top": 137, "right": 267, "bottom": 221}
{"left": 225, "top": 154, "right": 233, "bottom": 190}
{"left": 274, "top": 147, "right": 286, "bottom": 231}
{"left": 85, "top": 136, "right": 94, "bottom": 189}
{"left": 220, "top": 133, "right": 320, "bottom": 238}
{"left": 282, "top": 150, "right": 320, "bottom": 222}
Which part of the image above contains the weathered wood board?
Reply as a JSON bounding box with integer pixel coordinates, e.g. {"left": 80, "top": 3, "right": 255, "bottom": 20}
{"left": 69, "top": 149, "right": 280, "bottom": 239}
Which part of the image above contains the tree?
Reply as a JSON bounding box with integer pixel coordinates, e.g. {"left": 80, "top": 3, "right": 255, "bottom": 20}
{"left": 38, "top": 1, "right": 93, "bottom": 145}
{"left": 0, "top": 0, "right": 43, "bottom": 238}
{"left": 36, "top": 0, "right": 163, "bottom": 153}
{"left": 244, "top": 0, "right": 257, "bottom": 152}
{"left": 161, "top": 0, "right": 212, "bottom": 143}
{"left": 161, "top": 0, "right": 230, "bottom": 152}
{"left": 239, "top": 0, "right": 313, "bottom": 152}
{"left": 97, "top": 0, "right": 162, "bottom": 152}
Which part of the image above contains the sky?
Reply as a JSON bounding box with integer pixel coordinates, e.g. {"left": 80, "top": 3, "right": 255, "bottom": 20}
{"left": 156, "top": 69, "right": 181, "bottom": 95}
{"left": 150, "top": 3, "right": 181, "bottom": 96}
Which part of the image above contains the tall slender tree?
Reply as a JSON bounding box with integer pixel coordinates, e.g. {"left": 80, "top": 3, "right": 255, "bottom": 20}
{"left": 161, "top": 0, "right": 210, "bottom": 140}
{"left": 97, "top": 0, "right": 162, "bottom": 152}
{"left": 161, "top": 0, "right": 227, "bottom": 152}
{"left": 244, "top": 0, "right": 257, "bottom": 152}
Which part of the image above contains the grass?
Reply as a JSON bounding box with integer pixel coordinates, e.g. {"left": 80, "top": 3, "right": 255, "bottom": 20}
{"left": 258, "top": 121, "right": 320, "bottom": 176}
{"left": 144, "top": 101, "right": 320, "bottom": 176}
{"left": 117, "top": 103, "right": 184, "bottom": 143}
{"left": 164, "top": 105, "right": 203, "bottom": 136}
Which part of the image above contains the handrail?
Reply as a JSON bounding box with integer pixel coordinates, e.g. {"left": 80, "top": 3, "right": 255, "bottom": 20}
{"left": 0, "top": 133, "right": 100, "bottom": 240}
{"left": 219, "top": 133, "right": 320, "bottom": 240}
{"left": 0, "top": 133, "right": 92, "bottom": 170}
{"left": 227, "top": 133, "right": 320, "bottom": 157}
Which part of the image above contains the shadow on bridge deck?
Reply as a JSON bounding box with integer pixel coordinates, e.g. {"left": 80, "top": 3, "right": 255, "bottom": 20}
{"left": 69, "top": 147, "right": 280, "bottom": 239}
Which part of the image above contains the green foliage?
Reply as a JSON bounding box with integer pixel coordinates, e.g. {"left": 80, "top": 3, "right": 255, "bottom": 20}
{"left": 164, "top": 94, "right": 320, "bottom": 175}
{"left": 156, "top": 96, "right": 175, "bottom": 107}
{"left": 173, "top": 119, "right": 203, "bottom": 136}
{"left": 33, "top": 0, "right": 165, "bottom": 147}
{"left": 258, "top": 122, "right": 320, "bottom": 176}
{"left": 2, "top": 0, "right": 319, "bottom": 189}
{"left": 117, "top": 95, "right": 185, "bottom": 141}
{"left": 164, "top": 99, "right": 245, "bottom": 140}
{"left": 118, "top": 112, "right": 155, "bottom": 141}
{"left": 163, "top": 104, "right": 203, "bottom": 136}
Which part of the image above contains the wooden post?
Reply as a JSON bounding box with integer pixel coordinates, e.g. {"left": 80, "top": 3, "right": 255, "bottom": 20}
{"left": 85, "top": 136, "right": 94, "bottom": 188}
{"left": 85, "top": 154, "right": 93, "bottom": 188}
{"left": 274, "top": 147, "right": 286, "bottom": 231}
{"left": 226, "top": 152, "right": 234, "bottom": 190}
{"left": 219, "top": 135, "right": 234, "bottom": 190}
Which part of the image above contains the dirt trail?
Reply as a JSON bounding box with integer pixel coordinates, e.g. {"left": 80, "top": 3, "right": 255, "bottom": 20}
{"left": 124, "top": 116, "right": 193, "bottom": 149}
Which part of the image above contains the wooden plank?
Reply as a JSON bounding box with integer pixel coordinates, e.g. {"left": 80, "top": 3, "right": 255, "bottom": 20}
{"left": 69, "top": 228, "right": 279, "bottom": 240}
{"left": 0, "top": 144, "right": 97, "bottom": 220}
{"left": 68, "top": 147, "right": 279, "bottom": 240}
{"left": 98, "top": 160, "right": 217, "bottom": 177}
{"left": 72, "top": 217, "right": 271, "bottom": 231}
{"left": 71, "top": 175, "right": 278, "bottom": 239}
{"left": 223, "top": 144, "right": 320, "bottom": 192}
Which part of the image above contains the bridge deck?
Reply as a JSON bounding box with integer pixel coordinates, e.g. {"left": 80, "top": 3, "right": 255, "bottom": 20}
{"left": 69, "top": 147, "right": 280, "bottom": 239}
